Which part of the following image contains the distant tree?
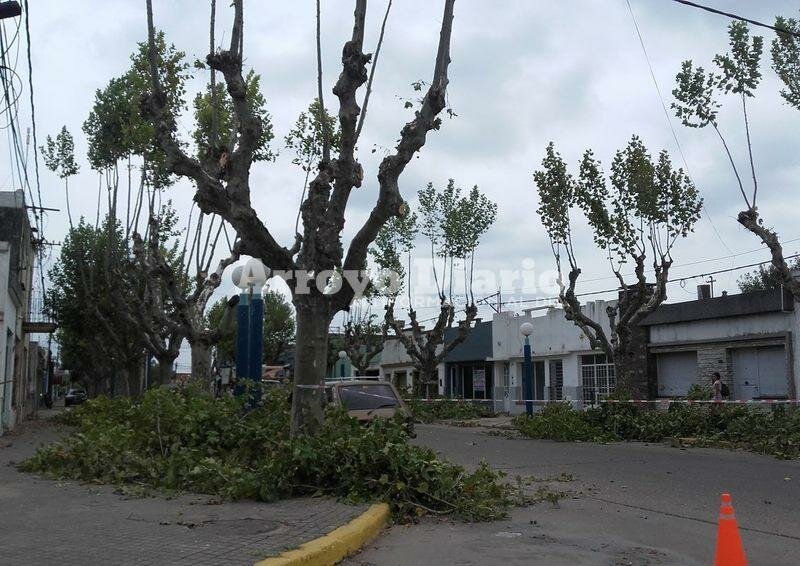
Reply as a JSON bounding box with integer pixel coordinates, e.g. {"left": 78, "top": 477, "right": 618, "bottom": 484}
{"left": 534, "top": 136, "right": 702, "bottom": 397}
{"left": 47, "top": 218, "right": 145, "bottom": 396}
{"left": 738, "top": 256, "right": 800, "bottom": 293}
{"left": 263, "top": 291, "right": 296, "bottom": 365}
{"left": 40, "top": 126, "right": 79, "bottom": 226}
{"left": 341, "top": 304, "right": 386, "bottom": 376}
{"left": 672, "top": 20, "right": 800, "bottom": 300}
{"left": 380, "top": 180, "right": 497, "bottom": 397}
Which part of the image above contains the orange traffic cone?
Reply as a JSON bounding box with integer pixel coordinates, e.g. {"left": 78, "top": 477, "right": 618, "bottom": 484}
{"left": 714, "top": 493, "right": 747, "bottom": 566}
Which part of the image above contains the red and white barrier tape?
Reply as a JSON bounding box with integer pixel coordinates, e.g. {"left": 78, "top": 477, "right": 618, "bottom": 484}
{"left": 405, "top": 398, "right": 800, "bottom": 405}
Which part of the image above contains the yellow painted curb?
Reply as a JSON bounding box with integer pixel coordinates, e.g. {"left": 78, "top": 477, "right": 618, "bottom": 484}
{"left": 254, "top": 503, "right": 390, "bottom": 566}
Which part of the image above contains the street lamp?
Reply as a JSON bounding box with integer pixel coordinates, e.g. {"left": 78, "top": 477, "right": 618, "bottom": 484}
{"left": 520, "top": 322, "right": 534, "bottom": 416}
{"left": 232, "top": 259, "right": 268, "bottom": 405}
{"left": 338, "top": 350, "right": 347, "bottom": 379}
{"left": 0, "top": 2, "right": 21, "bottom": 20}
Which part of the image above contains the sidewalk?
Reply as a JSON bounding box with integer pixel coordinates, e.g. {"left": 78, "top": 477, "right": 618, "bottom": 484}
{"left": 0, "top": 411, "right": 368, "bottom": 566}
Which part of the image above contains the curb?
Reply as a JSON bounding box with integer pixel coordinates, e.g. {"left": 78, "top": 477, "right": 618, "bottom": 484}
{"left": 254, "top": 503, "right": 390, "bottom": 566}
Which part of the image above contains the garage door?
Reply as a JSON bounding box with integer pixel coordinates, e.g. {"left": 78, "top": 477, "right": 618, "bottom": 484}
{"left": 657, "top": 351, "right": 698, "bottom": 397}
{"left": 732, "top": 346, "right": 787, "bottom": 400}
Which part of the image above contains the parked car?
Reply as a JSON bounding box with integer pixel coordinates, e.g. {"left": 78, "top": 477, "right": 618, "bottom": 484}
{"left": 64, "top": 389, "right": 87, "bottom": 407}
{"left": 325, "top": 380, "right": 415, "bottom": 436}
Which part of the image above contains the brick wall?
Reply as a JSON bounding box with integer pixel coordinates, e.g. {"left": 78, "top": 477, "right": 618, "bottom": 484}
{"left": 696, "top": 344, "right": 731, "bottom": 384}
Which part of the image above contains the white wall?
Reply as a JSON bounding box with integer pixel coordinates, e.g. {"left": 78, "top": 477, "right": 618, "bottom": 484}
{"left": 491, "top": 305, "right": 614, "bottom": 409}
{"left": 530, "top": 300, "right": 614, "bottom": 356}
{"left": 0, "top": 242, "right": 13, "bottom": 432}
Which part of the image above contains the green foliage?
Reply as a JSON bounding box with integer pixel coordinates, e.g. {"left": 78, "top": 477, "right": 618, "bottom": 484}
{"left": 772, "top": 16, "right": 800, "bottom": 109}
{"left": 513, "top": 403, "right": 615, "bottom": 443}
{"left": 534, "top": 137, "right": 702, "bottom": 261}
{"left": 206, "top": 291, "right": 295, "bottom": 365}
{"left": 671, "top": 61, "right": 720, "bottom": 128}
{"left": 46, "top": 218, "right": 144, "bottom": 388}
{"left": 738, "top": 256, "right": 800, "bottom": 293}
{"left": 672, "top": 21, "right": 766, "bottom": 130}
{"left": 713, "top": 22, "right": 763, "bottom": 97}
{"left": 23, "top": 388, "right": 513, "bottom": 521}
{"left": 686, "top": 383, "right": 712, "bottom": 401}
{"left": 193, "top": 70, "right": 276, "bottom": 162}
{"left": 369, "top": 211, "right": 418, "bottom": 295}
{"left": 284, "top": 99, "right": 340, "bottom": 171}
{"left": 40, "top": 126, "right": 79, "bottom": 179}
{"left": 407, "top": 399, "right": 496, "bottom": 423}
{"left": 415, "top": 179, "right": 498, "bottom": 263}
{"left": 83, "top": 31, "right": 190, "bottom": 187}
{"left": 513, "top": 403, "right": 800, "bottom": 459}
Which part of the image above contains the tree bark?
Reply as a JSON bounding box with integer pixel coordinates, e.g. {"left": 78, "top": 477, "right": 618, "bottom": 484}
{"left": 414, "top": 364, "right": 438, "bottom": 398}
{"left": 190, "top": 339, "right": 213, "bottom": 387}
{"left": 153, "top": 356, "right": 176, "bottom": 386}
{"left": 738, "top": 208, "right": 800, "bottom": 301}
{"left": 291, "top": 296, "right": 333, "bottom": 436}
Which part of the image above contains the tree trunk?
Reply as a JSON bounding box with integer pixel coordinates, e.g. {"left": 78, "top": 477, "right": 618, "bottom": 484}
{"left": 414, "top": 365, "right": 437, "bottom": 398}
{"left": 153, "top": 355, "right": 176, "bottom": 386}
{"left": 291, "top": 297, "right": 332, "bottom": 436}
{"left": 126, "top": 360, "right": 144, "bottom": 398}
{"left": 114, "top": 369, "right": 131, "bottom": 397}
{"left": 190, "top": 339, "right": 212, "bottom": 387}
{"left": 613, "top": 340, "right": 649, "bottom": 400}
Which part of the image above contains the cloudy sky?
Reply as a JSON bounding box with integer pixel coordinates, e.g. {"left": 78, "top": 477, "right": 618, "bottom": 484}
{"left": 4, "top": 0, "right": 799, "bottom": 368}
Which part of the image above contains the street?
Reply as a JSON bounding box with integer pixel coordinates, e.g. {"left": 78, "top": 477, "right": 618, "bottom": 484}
{"left": 347, "top": 424, "right": 800, "bottom": 565}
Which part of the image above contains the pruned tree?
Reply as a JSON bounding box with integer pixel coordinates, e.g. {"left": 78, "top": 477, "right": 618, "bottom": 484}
{"left": 341, "top": 304, "right": 386, "bottom": 376}
{"left": 534, "top": 136, "right": 702, "bottom": 397}
{"left": 142, "top": 0, "right": 457, "bottom": 435}
{"left": 380, "top": 180, "right": 496, "bottom": 397}
{"left": 672, "top": 20, "right": 800, "bottom": 299}
{"left": 40, "top": 126, "right": 79, "bottom": 226}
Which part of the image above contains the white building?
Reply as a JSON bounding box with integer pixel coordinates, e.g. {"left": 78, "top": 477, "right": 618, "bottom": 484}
{"left": 642, "top": 287, "right": 798, "bottom": 400}
{"left": 490, "top": 301, "right": 616, "bottom": 412}
{"left": 0, "top": 190, "right": 37, "bottom": 434}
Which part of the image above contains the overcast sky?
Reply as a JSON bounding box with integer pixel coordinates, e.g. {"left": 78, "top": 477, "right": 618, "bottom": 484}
{"left": 4, "top": 0, "right": 799, "bottom": 369}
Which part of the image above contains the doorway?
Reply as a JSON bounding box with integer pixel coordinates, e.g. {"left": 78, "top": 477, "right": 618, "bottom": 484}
{"left": 731, "top": 345, "right": 787, "bottom": 400}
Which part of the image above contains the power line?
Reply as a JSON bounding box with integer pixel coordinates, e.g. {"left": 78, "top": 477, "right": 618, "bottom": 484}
{"left": 626, "top": 0, "right": 733, "bottom": 254}
{"left": 669, "top": 0, "right": 800, "bottom": 39}
{"left": 495, "top": 253, "right": 800, "bottom": 309}
{"left": 22, "top": 0, "right": 42, "bottom": 221}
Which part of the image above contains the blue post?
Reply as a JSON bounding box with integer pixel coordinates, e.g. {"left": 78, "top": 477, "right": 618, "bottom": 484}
{"left": 248, "top": 291, "right": 264, "bottom": 406}
{"left": 340, "top": 359, "right": 345, "bottom": 378}
{"left": 235, "top": 293, "right": 250, "bottom": 380}
{"left": 523, "top": 336, "right": 533, "bottom": 416}
{"left": 234, "top": 293, "right": 251, "bottom": 402}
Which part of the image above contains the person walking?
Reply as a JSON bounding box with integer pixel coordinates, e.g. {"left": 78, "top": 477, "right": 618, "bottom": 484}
{"left": 712, "top": 372, "right": 724, "bottom": 402}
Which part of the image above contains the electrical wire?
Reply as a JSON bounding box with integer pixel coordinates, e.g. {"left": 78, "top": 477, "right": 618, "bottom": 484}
{"left": 626, "top": 0, "right": 733, "bottom": 254}
{"left": 669, "top": 0, "right": 800, "bottom": 39}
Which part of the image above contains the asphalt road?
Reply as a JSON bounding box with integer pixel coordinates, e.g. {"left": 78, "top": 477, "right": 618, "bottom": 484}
{"left": 347, "top": 424, "right": 800, "bottom": 565}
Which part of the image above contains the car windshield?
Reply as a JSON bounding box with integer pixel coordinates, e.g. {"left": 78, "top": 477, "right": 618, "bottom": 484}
{"left": 337, "top": 384, "right": 399, "bottom": 411}
{"left": 68, "top": 390, "right": 84, "bottom": 395}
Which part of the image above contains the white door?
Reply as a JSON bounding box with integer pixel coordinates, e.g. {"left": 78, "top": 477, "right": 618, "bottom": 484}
{"left": 732, "top": 349, "right": 759, "bottom": 401}
{"left": 756, "top": 346, "right": 787, "bottom": 398}
{"left": 656, "top": 351, "right": 698, "bottom": 397}
{"left": 732, "top": 346, "right": 788, "bottom": 400}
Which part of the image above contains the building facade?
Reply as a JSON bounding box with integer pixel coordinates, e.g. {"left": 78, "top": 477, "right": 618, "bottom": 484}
{"left": 642, "top": 287, "right": 798, "bottom": 400}
{"left": 0, "top": 190, "right": 37, "bottom": 433}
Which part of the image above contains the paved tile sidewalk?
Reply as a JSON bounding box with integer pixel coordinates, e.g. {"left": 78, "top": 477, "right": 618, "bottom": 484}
{"left": 0, "top": 412, "right": 366, "bottom": 566}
